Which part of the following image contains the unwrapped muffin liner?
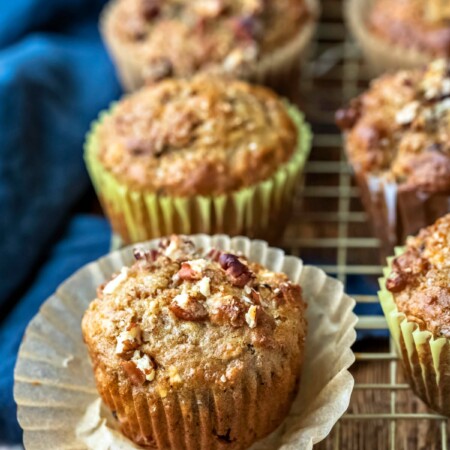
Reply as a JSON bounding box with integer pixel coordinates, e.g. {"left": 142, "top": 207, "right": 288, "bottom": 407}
{"left": 345, "top": 0, "right": 433, "bottom": 74}
{"left": 84, "top": 104, "right": 312, "bottom": 246}
{"left": 352, "top": 169, "right": 450, "bottom": 261}
{"left": 100, "top": 0, "right": 319, "bottom": 96}
{"left": 14, "top": 235, "right": 357, "bottom": 450}
{"left": 379, "top": 247, "right": 450, "bottom": 416}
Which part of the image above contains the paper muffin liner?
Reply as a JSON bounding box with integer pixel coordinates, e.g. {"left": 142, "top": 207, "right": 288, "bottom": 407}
{"left": 379, "top": 246, "right": 450, "bottom": 416}
{"left": 14, "top": 235, "right": 357, "bottom": 450}
{"left": 84, "top": 104, "right": 312, "bottom": 246}
{"left": 345, "top": 0, "right": 433, "bottom": 75}
{"left": 100, "top": 0, "right": 319, "bottom": 97}
{"left": 351, "top": 168, "right": 450, "bottom": 261}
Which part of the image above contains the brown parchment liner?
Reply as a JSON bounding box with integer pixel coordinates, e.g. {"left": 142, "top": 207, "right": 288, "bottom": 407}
{"left": 352, "top": 167, "right": 450, "bottom": 262}
{"left": 100, "top": 0, "right": 319, "bottom": 96}
{"left": 379, "top": 247, "right": 450, "bottom": 416}
{"left": 345, "top": 0, "right": 434, "bottom": 75}
{"left": 14, "top": 235, "right": 356, "bottom": 450}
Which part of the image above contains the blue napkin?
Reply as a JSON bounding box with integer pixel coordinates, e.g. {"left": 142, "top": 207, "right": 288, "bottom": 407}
{"left": 0, "top": 215, "right": 111, "bottom": 443}
{"left": 0, "top": 0, "right": 120, "bottom": 444}
{"left": 0, "top": 0, "right": 120, "bottom": 310}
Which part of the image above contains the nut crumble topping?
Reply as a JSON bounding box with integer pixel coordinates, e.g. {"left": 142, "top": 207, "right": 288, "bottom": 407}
{"left": 83, "top": 235, "right": 306, "bottom": 387}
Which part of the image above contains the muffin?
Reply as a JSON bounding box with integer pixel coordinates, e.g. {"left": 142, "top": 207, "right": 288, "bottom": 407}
{"left": 81, "top": 235, "right": 307, "bottom": 449}
{"left": 346, "top": 0, "right": 450, "bottom": 73}
{"left": 379, "top": 213, "right": 450, "bottom": 416}
{"left": 85, "top": 75, "right": 311, "bottom": 244}
{"left": 336, "top": 59, "right": 450, "bottom": 259}
{"left": 101, "top": 0, "right": 318, "bottom": 95}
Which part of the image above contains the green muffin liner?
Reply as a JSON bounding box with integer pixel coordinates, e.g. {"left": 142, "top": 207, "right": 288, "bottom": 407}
{"left": 379, "top": 247, "right": 450, "bottom": 416}
{"left": 84, "top": 104, "right": 311, "bottom": 244}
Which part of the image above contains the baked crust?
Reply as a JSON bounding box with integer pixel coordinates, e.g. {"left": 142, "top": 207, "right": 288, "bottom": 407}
{"left": 336, "top": 59, "right": 450, "bottom": 193}
{"left": 82, "top": 235, "right": 307, "bottom": 448}
{"left": 96, "top": 75, "right": 298, "bottom": 196}
{"left": 368, "top": 0, "right": 450, "bottom": 56}
{"left": 105, "top": 0, "right": 311, "bottom": 81}
{"left": 386, "top": 213, "right": 450, "bottom": 337}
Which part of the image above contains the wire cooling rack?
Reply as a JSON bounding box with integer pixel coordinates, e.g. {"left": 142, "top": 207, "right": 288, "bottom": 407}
{"left": 292, "top": 1, "right": 449, "bottom": 449}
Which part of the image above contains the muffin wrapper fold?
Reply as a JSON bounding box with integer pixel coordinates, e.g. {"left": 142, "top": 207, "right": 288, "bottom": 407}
{"left": 379, "top": 247, "right": 450, "bottom": 416}
{"left": 345, "top": 0, "right": 433, "bottom": 75}
{"left": 14, "top": 235, "right": 357, "bottom": 450}
{"left": 101, "top": 0, "right": 319, "bottom": 97}
{"left": 352, "top": 169, "right": 450, "bottom": 261}
{"left": 84, "top": 105, "right": 311, "bottom": 245}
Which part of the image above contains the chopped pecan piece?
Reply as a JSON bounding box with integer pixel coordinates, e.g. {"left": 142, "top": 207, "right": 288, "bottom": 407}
{"left": 210, "top": 297, "right": 246, "bottom": 327}
{"left": 207, "top": 248, "right": 223, "bottom": 262}
{"left": 178, "top": 262, "right": 201, "bottom": 281}
{"left": 386, "top": 272, "right": 407, "bottom": 293}
{"left": 115, "top": 323, "right": 142, "bottom": 356}
{"left": 169, "top": 293, "right": 208, "bottom": 321}
{"left": 141, "top": 0, "right": 161, "bottom": 20}
{"left": 219, "top": 253, "right": 253, "bottom": 287}
{"left": 335, "top": 99, "right": 361, "bottom": 130}
{"left": 121, "top": 360, "right": 146, "bottom": 386}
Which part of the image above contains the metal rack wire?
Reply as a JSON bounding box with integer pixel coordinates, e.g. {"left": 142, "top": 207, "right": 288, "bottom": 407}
{"left": 291, "top": 1, "right": 449, "bottom": 448}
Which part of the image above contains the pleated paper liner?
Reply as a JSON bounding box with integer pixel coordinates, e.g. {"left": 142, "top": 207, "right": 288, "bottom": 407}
{"left": 379, "top": 246, "right": 450, "bottom": 416}
{"left": 84, "top": 104, "right": 312, "bottom": 246}
{"left": 14, "top": 235, "right": 357, "bottom": 450}
{"left": 351, "top": 167, "right": 450, "bottom": 262}
{"left": 345, "top": 0, "right": 433, "bottom": 75}
{"left": 100, "top": 0, "right": 320, "bottom": 96}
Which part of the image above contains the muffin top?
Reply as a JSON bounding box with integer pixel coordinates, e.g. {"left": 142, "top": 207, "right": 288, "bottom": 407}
{"left": 368, "top": 0, "right": 450, "bottom": 56}
{"left": 336, "top": 59, "right": 450, "bottom": 193}
{"left": 95, "top": 75, "right": 298, "bottom": 196}
{"left": 106, "top": 0, "right": 311, "bottom": 81}
{"left": 82, "top": 236, "right": 306, "bottom": 391}
{"left": 386, "top": 213, "right": 450, "bottom": 337}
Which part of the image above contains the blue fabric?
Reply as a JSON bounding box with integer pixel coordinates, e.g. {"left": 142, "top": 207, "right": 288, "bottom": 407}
{"left": 0, "top": 216, "right": 111, "bottom": 443}
{"left": 0, "top": 0, "right": 120, "bottom": 443}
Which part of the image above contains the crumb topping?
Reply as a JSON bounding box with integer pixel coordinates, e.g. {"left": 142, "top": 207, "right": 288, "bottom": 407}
{"left": 83, "top": 235, "right": 306, "bottom": 388}
{"left": 337, "top": 59, "right": 450, "bottom": 193}
{"left": 107, "top": 0, "right": 311, "bottom": 81}
{"left": 97, "top": 75, "right": 298, "bottom": 196}
{"left": 386, "top": 213, "right": 450, "bottom": 337}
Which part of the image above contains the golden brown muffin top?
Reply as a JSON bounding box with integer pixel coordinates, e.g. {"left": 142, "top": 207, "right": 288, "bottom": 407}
{"left": 82, "top": 236, "right": 306, "bottom": 391}
{"left": 368, "top": 0, "right": 450, "bottom": 56}
{"left": 336, "top": 59, "right": 450, "bottom": 193}
{"left": 386, "top": 213, "right": 450, "bottom": 337}
{"left": 96, "top": 75, "right": 298, "bottom": 196}
{"left": 106, "top": 0, "right": 311, "bottom": 81}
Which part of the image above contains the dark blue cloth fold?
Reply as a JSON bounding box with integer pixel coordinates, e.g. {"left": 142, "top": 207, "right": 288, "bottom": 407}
{"left": 0, "top": 0, "right": 120, "bottom": 443}
{"left": 0, "top": 0, "right": 120, "bottom": 309}
{"left": 0, "top": 215, "right": 111, "bottom": 443}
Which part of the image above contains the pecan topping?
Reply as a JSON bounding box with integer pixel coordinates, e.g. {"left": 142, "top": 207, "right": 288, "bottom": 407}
{"left": 141, "top": 0, "right": 161, "bottom": 20}
{"left": 121, "top": 360, "right": 146, "bottom": 386}
{"left": 207, "top": 248, "right": 223, "bottom": 262}
{"left": 133, "top": 247, "right": 159, "bottom": 262}
{"left": 115, "top": 323, "right": 142, "bottom": 356}
{"left": 210, "top": 296, "right": 246, "bottom": 327}
{"left": 386, "top": 272, "right": 408, "bottom": 293}
{"left": 335, "top": 104, "right": 360, "bottom": 130}
{"left": 219, "top": 253, "right": 253, "bottom": 287}
{"left": 169, "top": 293, "right": 208, "bottom": 321}
{"left": 178, "top": 262, "right": 201, "bottom": 281}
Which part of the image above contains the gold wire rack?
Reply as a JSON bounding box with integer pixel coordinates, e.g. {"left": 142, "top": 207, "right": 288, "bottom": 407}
{"left": 290, "top": 1, "right": 449, "bottom": 448}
